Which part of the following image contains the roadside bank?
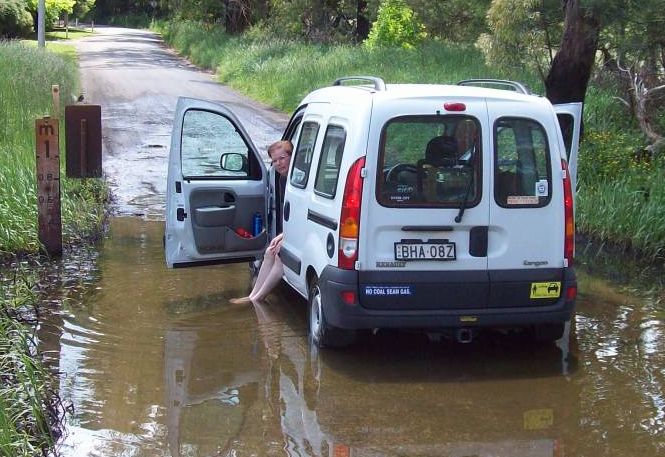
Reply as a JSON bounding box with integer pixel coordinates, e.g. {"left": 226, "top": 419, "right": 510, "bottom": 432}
{"left": 0, "top": 40, "right": 109, "bottom": 456}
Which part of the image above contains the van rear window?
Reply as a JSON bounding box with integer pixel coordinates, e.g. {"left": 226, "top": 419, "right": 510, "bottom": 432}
{"left": 376, "top": 115, "right": 481, "bottom": 208}
{"left": 494, "top": 117, "right": 551, "bottom": 207}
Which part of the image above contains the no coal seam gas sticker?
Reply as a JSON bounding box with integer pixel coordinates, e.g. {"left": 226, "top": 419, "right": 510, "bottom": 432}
{"left": 530, "top": 282, "right": 561, "bottom": 299}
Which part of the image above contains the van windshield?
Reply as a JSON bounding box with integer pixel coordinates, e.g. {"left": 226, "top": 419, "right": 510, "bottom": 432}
{"left": 376, "top": 115, "right": 481, "bottom": 208}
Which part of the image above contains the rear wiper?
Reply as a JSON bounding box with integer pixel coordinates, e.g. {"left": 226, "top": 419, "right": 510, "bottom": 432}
{"left": 455, "top": 167, "right": 474, "bottom": 223}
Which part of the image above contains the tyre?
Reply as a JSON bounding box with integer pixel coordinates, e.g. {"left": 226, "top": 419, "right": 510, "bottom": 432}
{"left": 308, "top": 276, "right": 356, "bottom": 349}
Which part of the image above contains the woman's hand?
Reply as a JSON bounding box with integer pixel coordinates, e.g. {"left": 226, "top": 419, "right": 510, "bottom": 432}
{"left": 267, "top": 233, "right": 284, "bottom": 255}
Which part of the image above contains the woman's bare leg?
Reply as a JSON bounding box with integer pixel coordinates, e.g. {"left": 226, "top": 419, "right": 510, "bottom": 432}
{"left": 249, "top": 256, "right": 284, "bottom": 302}
{"left": 230, "top": 252, "right": 277, "bottom": 304}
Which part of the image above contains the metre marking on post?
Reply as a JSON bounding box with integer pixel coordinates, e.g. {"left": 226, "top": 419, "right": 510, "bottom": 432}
{"left": 35, "top": 116, "right": 62, "bottom": 256}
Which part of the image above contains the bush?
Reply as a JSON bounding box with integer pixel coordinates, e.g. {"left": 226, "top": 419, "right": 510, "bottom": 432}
{"left": 0, "top": 0, "right": 33, "bottom": 38}
{"left": 364, "top": 0, "right": 426, "bottom": 49}
{"left": 577, "top": 129, "right": 650, "bottom": 186}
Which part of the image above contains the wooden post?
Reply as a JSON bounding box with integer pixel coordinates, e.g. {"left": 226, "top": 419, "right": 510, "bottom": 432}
{"left": 80, "top": 118, "right": 87, "bottom": 176}
{"left": 35, "top": 117, "right": 62, "bottom": 256}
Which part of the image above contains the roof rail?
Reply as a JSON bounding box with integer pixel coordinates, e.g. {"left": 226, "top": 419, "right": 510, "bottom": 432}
{"left": 457, "top": 79, "right": 531, "bottom": 95}
{"left": 333, "top": 76, "right": 386, "bottom": 92}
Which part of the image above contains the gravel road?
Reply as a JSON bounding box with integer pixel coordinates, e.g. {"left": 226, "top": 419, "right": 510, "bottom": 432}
{"left": 74, "top": 26, "right": 289, "bottom": 219}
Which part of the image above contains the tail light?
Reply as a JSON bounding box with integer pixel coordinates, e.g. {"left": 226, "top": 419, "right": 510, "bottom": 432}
{"left": 338, "top": 157, "right": 365, "bottom": 270}
{"left": 562, "top": 159, "right": 575, "bottom": 267}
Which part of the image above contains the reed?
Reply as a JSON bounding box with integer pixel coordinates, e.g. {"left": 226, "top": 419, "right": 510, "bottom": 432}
{"left": 0, "top": 268, "right": 66, "bottom": 457}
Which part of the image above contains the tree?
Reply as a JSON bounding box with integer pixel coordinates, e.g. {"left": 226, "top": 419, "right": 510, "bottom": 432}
{"left": 544, "top": 0, "right": 600, "bottom": 104}
{"left": 364, "top": 0, "right": 426, "bottom": 49}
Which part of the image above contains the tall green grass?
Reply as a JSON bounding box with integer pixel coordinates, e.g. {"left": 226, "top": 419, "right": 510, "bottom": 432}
{"left": 155, "top": 20, "right": 664, "bottom": 261}
{"left": 0, "top": 42, "right": 108, "bottom": 256}
{"left": 1, "top": 268, "right": 65, "bottom": 457}
{"left": 156, "top": 20, "right": 516, "bottom": 112}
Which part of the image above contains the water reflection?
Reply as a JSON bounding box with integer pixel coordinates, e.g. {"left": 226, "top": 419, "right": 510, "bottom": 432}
{"left": 28, "top": 217, "right": 665, "bottom": 456}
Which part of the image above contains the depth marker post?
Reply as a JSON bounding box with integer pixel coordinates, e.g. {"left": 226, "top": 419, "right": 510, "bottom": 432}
{"left": 35, "top": 116, "right": 62, "bottom": 256}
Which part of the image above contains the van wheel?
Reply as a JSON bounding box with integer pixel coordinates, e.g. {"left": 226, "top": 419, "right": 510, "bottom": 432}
{"left": 308, "top": 276, "right": 355, "bottom": 349}
{"left": 532, "top": 322, "right": 566, "bottom": 342}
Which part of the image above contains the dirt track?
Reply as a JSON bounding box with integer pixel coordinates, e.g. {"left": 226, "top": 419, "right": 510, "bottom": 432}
{"left": 75, "top": 26, "right": 289, "bottom": 219}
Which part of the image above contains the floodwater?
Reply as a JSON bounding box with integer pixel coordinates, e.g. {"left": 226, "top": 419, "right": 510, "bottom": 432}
{"left": 34, "top": 217, "right": 664, "bottom": 457}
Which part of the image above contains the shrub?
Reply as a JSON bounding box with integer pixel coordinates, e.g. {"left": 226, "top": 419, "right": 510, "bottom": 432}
{"left": 364, "top": 0, "right": 426, "bottom": 49}
{"left": 0, "top": 0, "right": 33, "bottom": 38}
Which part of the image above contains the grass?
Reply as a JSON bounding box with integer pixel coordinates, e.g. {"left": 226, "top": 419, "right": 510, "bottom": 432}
{"left": 155, "top": 20, "right": 665, "bottom": 261}
{"left": 0, "top": 267, "right": 66, "bottom": 457}
{"left": 0, "top": 41, "right": 108, "bottom": 257}
{"left": 0, "top": 39, "right": 104, "bottom": 457}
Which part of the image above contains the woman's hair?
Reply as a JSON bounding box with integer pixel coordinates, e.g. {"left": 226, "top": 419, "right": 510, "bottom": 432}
{"left": 268, "top": 140, "right": 293, "bottom": 158}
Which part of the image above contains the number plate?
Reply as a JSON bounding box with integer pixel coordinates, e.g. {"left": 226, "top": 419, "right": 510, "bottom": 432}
{"left": 394, "top": 240, "right": 456, "bottom": 261}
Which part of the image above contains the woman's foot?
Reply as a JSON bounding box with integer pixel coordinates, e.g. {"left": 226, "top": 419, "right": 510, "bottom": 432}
{"left": 229, "top": 296, "right": 252, "bottom": 304}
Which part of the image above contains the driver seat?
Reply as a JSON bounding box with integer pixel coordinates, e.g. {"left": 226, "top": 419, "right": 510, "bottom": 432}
{"left": 417, "top": 136, "right": 458, "bottom": 199}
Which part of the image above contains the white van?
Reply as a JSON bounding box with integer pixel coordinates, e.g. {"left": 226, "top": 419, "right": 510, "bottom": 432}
{"left": 164, "top": 77, "right": 582, "bottom": 348}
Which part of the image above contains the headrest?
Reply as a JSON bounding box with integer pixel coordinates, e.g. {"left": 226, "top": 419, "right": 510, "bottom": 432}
{"left": 425, "top": 136, "right": 458, "bottom": 164}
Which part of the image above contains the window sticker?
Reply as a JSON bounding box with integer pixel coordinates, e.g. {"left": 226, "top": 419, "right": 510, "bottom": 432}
{"left": 507, "top": 196, "right": 540, "bottom": 205}
{"left": 536, "top": 179, "right": 549, "bottom": 197}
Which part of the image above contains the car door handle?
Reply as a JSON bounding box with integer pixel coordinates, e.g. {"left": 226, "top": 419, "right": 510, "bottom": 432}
{"left": 283, "top": 200, "right": 290, "bottom": 221}
{"left": 177, "top": 207, "right": 187, "bottom": 221}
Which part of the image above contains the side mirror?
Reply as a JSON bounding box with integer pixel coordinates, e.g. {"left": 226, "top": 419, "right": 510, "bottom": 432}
{"left": 220, "top": 152, "right": 247, "bottom": 173}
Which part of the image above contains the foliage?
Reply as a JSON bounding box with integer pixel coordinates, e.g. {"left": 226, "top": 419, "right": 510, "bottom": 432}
{"left": 364, "top": 0, "right": 426, "bottom": 49}
{"left": 408, "top": 0, "right": 490, "bottom": 43}
{"left": 0, "top": 268, "right": 66, "bottom": 456}
{"left": 577, "top": 129, "right": 650, "bottom": 185}
{"left": 72, "top": 0, "right": 95, "bottom": 19}
{"left": 0, "top": 0, "right": 33, "bottom": 38}
{"left": 476, "top": 0, "right": 562, "bottom": 79}
{"left": 0, "top": 41, "right": 108, "bottom": 255}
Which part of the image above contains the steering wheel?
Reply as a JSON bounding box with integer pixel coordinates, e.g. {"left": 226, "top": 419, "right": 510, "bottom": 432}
{"left": 386, "top": 163, "right": 418, "bottom": 184}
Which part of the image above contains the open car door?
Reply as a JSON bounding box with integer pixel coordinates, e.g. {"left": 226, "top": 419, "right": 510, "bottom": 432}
{"left": 165, "top": 98, "right": 269, "bottom": 268}
{"left": 553, "top": 102, "right": 583, "bottom": 194}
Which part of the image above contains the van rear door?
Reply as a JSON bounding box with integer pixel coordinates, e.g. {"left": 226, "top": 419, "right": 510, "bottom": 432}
{"left": 165, "top": 97, "right": 269, "bottom": 268}
{"left": 553, "top": 102, "right": 583, "bottom": 193}
{"left": 486, "top": 100, "right": 567, "bottom": 308}
{"left": 358, "top": 97, "right": 491, "bottom": 310}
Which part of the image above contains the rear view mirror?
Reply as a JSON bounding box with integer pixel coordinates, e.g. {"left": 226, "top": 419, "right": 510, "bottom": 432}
{"left": 220, "top": 152, "right": 247, "bottom": 173}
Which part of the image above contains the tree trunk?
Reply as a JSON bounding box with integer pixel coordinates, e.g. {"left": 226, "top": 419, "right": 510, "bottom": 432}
{"left": 225, "top": 0, "right": 250, "bottom": 34}
{"left": 356, "top": 0, "right": 369, "bottom": 42}
{"left": 544, "top": 0, "right": 600, "bottom": 104}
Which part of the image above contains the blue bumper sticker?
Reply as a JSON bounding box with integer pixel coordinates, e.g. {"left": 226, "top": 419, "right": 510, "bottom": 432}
{"left": 364, "top": 286, "right": 412, "bottom": 296}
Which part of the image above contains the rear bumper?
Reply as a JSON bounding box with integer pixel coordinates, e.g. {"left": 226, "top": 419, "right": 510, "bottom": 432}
{"left": 319, "top": 266, "right": 576, "bottom": 330}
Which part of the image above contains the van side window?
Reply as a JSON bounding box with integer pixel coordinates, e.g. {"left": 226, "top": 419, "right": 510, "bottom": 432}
{"left": 314, "top": 125, "right": 346, "bottom": 198}
{"left": 494, "top": 117, "right": 551, "bottom": 207}
{"left": 181, "top": 109, "right": 259, "bottom": 179}
{"left": 377, "top": 115, "right": 481, "bottom": 208}
{"left": 290, "top": 121, "right": 320, "bottom": 188}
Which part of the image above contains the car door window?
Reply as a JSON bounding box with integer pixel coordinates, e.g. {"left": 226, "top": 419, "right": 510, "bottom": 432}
{"left": 181, "top": 109, "right": 253, "bottom": 179}
{"left": 314, "top": 125, "right": 346, "bottom": 198}
{"left": 494, "top": 117, "right": 551, "bottom": 207}
{"left": 290, "top": 121, "right": 319, "bottom": 188}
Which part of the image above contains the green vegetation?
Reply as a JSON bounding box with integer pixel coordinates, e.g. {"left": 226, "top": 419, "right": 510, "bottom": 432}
{"left": 0, "top": 41, "right": 108, "bottom": 257}
{"left": 0, "top": 40, "right": 104, "bottom": 457}
{"left": 1, "top": 269, "right": 65, "bottom": 457}
{"left": 156, "top": 19, "right": 664, "bottom": 261}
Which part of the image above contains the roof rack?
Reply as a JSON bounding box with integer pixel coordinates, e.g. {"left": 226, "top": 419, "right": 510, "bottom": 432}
{"left": 333, "top": 76, "right": 386, "bottom": 92}
{"left": 457, "top": 79, "right": 531, "bottom": 95}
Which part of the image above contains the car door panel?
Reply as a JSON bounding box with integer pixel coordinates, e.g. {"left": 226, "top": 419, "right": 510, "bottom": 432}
{"left": 165, "top": 97, "right": 269, "bottom": 268}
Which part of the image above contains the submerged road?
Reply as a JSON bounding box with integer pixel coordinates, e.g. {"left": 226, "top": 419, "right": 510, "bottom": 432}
{"left": 75, "top": 26, "right": 288, "bottom": 219}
